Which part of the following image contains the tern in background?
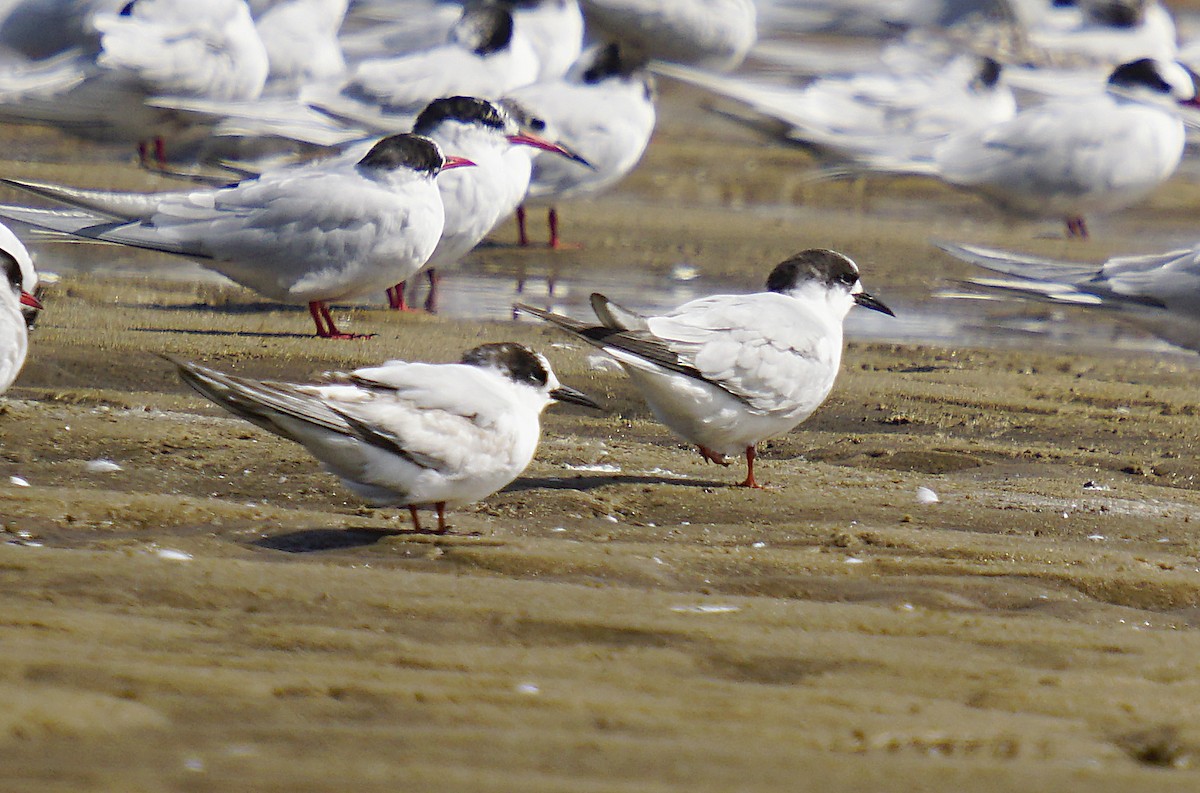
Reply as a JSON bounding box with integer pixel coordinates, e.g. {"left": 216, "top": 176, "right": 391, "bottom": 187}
{"left": 0, "top": 133, "right": 473, "bottom": 339}
{"left": 937, "top": 239, "right": 1200, "bottom": 354}
{"left": 0, "top": 222, "right": 42, "bottom": 395}
{"left": 836, "top": 57, "right": 1200, "bottom": 239}
{"left": 507, "top": 42, "right": 656, "bottom": 249}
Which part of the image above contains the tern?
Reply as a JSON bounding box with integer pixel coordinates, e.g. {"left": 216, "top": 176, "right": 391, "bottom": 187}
{"left": 170, "top": 342, "right": 600, "bottom": 533}
{"left": 516, "top": 249, "right": 893, "bottom": 487}
{"left": 0, "top": 133, "right": 473, "bottom": 338}
{"left": 0, "top": 222, "right": 42, "bottom": 395}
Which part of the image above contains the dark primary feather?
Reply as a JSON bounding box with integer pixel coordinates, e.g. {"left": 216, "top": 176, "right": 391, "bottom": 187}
{"left": 169, "top": 357, "right": 449, "bottom": 472}
{"left": 513, "top": 302, "right": 746, "bottom": 400}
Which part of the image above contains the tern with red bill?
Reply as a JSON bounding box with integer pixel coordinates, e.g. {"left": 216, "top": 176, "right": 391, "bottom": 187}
{"left": 0, "top": 133, "right": 472, "bottom": 339}
{"left": 0, "top": 222, "right": 42, "bottom": 395}
{"left": 386, "top": 95, "right": 591, "bottom": 311}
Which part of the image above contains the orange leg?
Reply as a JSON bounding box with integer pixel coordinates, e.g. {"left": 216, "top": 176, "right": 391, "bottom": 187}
{"left": 737, "top": 445, "right": 764, "bottom": 489}
{"left": 516, "top": 205, "right": 530, "bottom": 246}
{"left": 697, "top": 445, "right": 730, "bottom": 466}
{"left": 308, "top": 301, "right": 373, "bottom": 339}
{"left": 386, "top": 283, "right": 411, "bottom": 311}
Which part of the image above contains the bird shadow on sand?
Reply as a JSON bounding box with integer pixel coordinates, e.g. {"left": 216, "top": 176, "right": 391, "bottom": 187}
{"left": 252, "top": 526, "right": 437, "bottom": 553}
{"left": 505, "top": 472, "right": 729, "bottom": 493}
{"left": 125, "top": 301, "right": 386, "bottom": 339}
{"left": 131, "top": 326, "right": 325, "bottom": 340}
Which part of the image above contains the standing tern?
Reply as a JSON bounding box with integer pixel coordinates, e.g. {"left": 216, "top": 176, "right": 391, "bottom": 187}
{"left": 306, "top": 4, "right": 539, "bottom": 133}
{"left": 388, "top": 95, "right": 591, "bottom": 311}
{"left": 170, "top": 342, "right": 600, "bottom": 533}
{"left": 0, "top": 0, "right": 270, "bottom": 163}
{"left": 0, "top": 133, "right": 473, "bottom": 339}
{"left": 840, "top": 57, "right": 1200, "bottom": 238}
{"left": 507, "top": 42, "right": 656, "bottom": 248}
{"left": 516, "top": 249, "right": 894, "bottom": 487}
{"left": 0, "top": 222, "right": 42, "bottom": 395}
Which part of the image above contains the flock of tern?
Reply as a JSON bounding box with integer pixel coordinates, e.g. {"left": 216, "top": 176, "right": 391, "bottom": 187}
{"left": 1, "top": 0, "right": 1199, "bottom": 531}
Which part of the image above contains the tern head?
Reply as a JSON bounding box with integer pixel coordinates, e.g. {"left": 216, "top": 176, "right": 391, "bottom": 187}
{"left": 1085, "top": 0, "right": 1145, "bottom": 28}
{"left": 766, "top": 249, "right": 893, "bottom": 319}
{"left": 417, "top": 95, "right": 594, "bottom": 168}
{"left": 2, "top": 244, "right": 40, "bottom": 319}
{"left": 1107, "top": 58, "right": 1200, "bottom": 107}
{"left": 460, "top": 342, "right": 600, "bottom": 410}
{"left": 970, "top": 57, "right": 1003, "bottom": 93}
{"left": 450, "top": 4, "right": 515, "bottom": 56}
{"left": 357, "top": 133, "right": 475, "bottom": 177}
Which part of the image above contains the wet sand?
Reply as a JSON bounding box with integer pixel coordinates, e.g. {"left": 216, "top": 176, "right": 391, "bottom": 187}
{"left": 4, "top": 84, "right": 1200, "bottom": 790}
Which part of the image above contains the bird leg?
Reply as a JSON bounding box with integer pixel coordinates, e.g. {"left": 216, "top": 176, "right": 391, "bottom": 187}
{"left": 737, "top": 445, "right": 764, "bottom": 489}
{"left": 386, "top": 284, "right": 411, "bottom": 311}
{"left": 423, "top": 268, "right": 440, "bottom": 313}
{"left": 137, "top": 137, "right": 168, "bottom": 169}
{"left": 516, "top": 205, "right": 530, "bottom": 246}
{"left": 547, "top": 207, "right": 582, "bottom": 250}
{"left": 407, "top": 503, "right": 449, "bottom": 534}
{"left": 308, "top": 301, "right": 374, "bottom": 340}
{"left": 697, "top": 445, "right": 730, "bottom": 466}
{"left": 1065, "top": 217, "right": 1088, "bottom": 239}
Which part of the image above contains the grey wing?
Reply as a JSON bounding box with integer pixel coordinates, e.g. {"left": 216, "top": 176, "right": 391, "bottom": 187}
{"left": 0, "top": 204, "right": 212, "bottom": 258}
{"left": 647, "top": 295, "right": 841, "bottom": 412}
{"left": 513, "top": 301, "right": 719, "bottom": 389}
{"left": 171, "top": 357, "right": 450, "bottom": 472}
{"left": 172, "top": 356, "right": 354, "bottom": 438}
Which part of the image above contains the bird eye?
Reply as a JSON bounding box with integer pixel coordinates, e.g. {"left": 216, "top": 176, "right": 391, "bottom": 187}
{"left": 838, "top": 272, "right": 858, "bottom": 286}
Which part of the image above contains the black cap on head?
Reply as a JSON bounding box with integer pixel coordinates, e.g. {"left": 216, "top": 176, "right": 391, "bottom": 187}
{"left": 975, "top": 57, "right": 1002, "bottom": 89}
{"left": 452, "top": 5, "right": 514, "bottom": 56}
{"left": 461, "top": 342, "right": 549, "bottom": 388}
{"left": 413, "top": 96, "right": 507, "bottom": 136}
{"left": 1108, "top": 58, "right": 1172, "bottom": 94}
{"left": 1, "top": 250, "right": 20, "bottom": 294}
{"left": 357, "top": 133, "right": 445, "bottom": 175}
{"left": 1089, "top": 0, "right": 1141, "bottom": 28}
{"left": 766, "top": 249, "right": 860, "bottom": 293}
{"left": 582, "top": 43, "right": 646, "bottom": 84}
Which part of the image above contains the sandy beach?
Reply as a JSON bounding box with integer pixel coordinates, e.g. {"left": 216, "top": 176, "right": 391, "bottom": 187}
{"left": 3, "top": 78, "right": 1200, "bottom": 791}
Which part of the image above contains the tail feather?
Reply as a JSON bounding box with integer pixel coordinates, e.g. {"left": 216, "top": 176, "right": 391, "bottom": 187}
{"left": 934, "top": 240, "right": 1101, "bottom": 284}
{"left": 963, "top": 276, "right": 1105, "bottom": 305}
{"left": 167, "top": 355, "right": 349, "bottom": 441}
{"left": 589, "top": 293, "right": 649, "bottom": 330}
{"left": 0, "top": 203, "right": 210, "bottom": 258}
{"left": 2, "top": 178, "right": 173, "bottom": 221}
{"left": 512, "top": 302, "right": 595, "bottom": 337}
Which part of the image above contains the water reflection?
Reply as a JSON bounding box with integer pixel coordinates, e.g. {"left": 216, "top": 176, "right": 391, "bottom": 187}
{"left": 30, "top": 237, "right": 1192, "bottom": 362}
